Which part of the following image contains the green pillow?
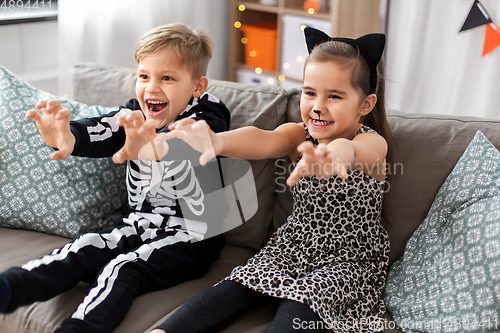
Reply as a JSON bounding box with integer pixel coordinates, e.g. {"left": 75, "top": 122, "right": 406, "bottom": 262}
{"left": 0, "top": 66, "right": 127, "bottom": 238}
{"left": 384, "top": 131, "right": 500, "bottom": 332}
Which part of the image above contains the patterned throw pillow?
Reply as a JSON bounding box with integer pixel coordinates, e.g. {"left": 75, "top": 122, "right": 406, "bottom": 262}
{"left": 384, "top": 131, "right": 500, "bottom": 332}
{"left": 0, "top": 66, "right": 127, "bottom": 238}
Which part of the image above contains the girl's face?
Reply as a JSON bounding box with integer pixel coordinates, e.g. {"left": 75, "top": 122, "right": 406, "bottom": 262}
{"left": 300, "top": 60, "right": 368, "bottom": 144}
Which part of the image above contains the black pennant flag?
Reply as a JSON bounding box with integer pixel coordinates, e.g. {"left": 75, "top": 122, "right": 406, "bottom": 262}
{"left": 460, "top": 0, "right": 493, "bottom": 32}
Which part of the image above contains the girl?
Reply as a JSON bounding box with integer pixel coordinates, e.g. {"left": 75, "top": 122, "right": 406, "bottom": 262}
{"left": 151, "top": 27, "right": 394, "bottom": 333}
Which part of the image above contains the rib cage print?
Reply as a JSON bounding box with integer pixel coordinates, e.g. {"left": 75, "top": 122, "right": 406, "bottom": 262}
{"left": 126, "top": 159, "right": 204, "bottom": 216}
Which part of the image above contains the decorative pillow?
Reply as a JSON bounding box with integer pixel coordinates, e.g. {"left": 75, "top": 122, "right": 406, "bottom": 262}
{"left": 0, "top": 66, "right": 127, "bottom": 238}
{"left": 384, "top": 131, "right": 500, "bottom": 332}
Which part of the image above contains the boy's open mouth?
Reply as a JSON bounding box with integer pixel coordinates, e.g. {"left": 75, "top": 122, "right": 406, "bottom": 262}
{"left": 146, "top": 99, "right": 168, "bottom": 115}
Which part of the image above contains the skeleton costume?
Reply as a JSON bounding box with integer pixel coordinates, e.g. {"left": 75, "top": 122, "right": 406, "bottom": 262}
{"left": 1, "top": 93, "right": 230, "bottom": 333}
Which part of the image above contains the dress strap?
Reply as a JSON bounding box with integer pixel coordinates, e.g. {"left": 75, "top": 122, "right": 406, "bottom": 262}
{"left": 303, "top": 123, "right": 319, "bottom": 147}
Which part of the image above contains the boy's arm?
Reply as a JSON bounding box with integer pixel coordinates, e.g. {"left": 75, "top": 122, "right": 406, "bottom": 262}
{"left": 160, "top": 93, "right": 231, "bottom": 134}
{"left": 26, "top": 100, "right": 75, "bottom": 160}
{"left": 70, "top": 99, "right": 141, "bottom": 158}
{"left": 112, "top": 94, "right": 231, "bottom": 163}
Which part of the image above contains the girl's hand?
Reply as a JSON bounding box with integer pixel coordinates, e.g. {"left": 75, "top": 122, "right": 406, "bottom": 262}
{"left": 161, "top": 119, "right": 222, "bottom": 166}
{"left": 113, "top": 111, "right": 166, "bottom": 163}
{"left": 286, "top": 141, "right": 350, "bottom": 186}
{"left": 26, "top": 100, "right": 75, "bottom": 160}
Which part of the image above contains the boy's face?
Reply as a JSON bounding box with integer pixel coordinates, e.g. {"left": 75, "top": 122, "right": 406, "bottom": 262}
{"left": 136, "top": 49, "right": 205, "bottom": 129}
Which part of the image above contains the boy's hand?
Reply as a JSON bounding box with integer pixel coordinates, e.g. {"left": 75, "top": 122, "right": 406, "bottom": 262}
{"left": 161, "top": 119, "right": 221, "bottom": 166}
{"left": 26, "top": 100, "right": 75, "bottom": 160}
{"left": 113, "top": 110, "right": 168, "bottom": 163}
{"left": 286, "top": 141, "right": 350, "bottom": 186}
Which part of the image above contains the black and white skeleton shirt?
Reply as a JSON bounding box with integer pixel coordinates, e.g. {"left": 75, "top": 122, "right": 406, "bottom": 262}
{"left": 68, "top": 93, "right": 231, "bottom": 238}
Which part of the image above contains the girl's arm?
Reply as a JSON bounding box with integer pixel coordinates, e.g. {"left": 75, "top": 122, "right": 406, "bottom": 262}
{"left": 287, "top": 131, "right": 387, "bottom": 185}
{"left": 164, "top": 120, "right": 306, "bottom": 165}
{"left": 218, "top": 122, "right": 305, "bottom": 160}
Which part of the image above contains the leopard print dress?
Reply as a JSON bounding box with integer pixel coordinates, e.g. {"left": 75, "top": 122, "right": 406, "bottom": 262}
{"left": 223, "top": 126, "right": 390, "bottom": 332}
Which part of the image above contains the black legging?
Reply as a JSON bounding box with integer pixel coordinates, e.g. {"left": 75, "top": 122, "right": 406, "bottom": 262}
{"left": 155, "top": 280, "right": 319, "bottom": 332}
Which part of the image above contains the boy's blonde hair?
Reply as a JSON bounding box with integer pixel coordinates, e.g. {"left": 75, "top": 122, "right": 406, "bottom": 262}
{"left": 135, "top": 23, "right": 213, "bottom": 78}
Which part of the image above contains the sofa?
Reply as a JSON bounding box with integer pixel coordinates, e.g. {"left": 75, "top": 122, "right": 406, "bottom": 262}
{"left": 0, "top": 62, "right": 499, "bottom": 333}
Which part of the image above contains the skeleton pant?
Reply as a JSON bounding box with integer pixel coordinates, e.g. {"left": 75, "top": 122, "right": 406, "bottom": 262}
{"left": 2, "top": 217, "right": 225, "bottom": 333}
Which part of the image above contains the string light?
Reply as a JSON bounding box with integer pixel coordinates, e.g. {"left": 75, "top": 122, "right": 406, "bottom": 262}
{"left": 267, "top": 78, "right": 275, "bottom": 85}
{"left": 238, "top": 4, "right": 246, "bottom": 11}
{"left": 255, "top": 67, "right": 263, "bottom": 74}
{"left": 241, "top": 37, "right": 248, "bottom": 44}
{"left": 234, "top": 21, "right": 242, "bottom": 29}
{"left": 278, "top": 75, "right": 286, "bottom": 81}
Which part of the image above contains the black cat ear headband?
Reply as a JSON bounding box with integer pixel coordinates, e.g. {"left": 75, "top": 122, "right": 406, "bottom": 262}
{"left": 304, "top": 27, "right": 385, "bottom": 95}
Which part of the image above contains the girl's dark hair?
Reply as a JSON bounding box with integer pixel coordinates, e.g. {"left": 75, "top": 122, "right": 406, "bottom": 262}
{"left": 305, "top": 41, "right": 397, "bottom": 224}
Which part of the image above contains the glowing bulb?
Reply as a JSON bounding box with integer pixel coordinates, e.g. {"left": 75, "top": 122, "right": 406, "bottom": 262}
{"left": 300, "top": 25, "right": 308, "bottom": 31}
{"left": 308, "top": 8, "right": 315, "bottom": 14}
{"left": 255, "top": 67, "right": 263, "bottom": 74}
{"left": 241, "top": 37, "right": 248, "bottom": 44}
{"left": 249, "top": 50, "right": 257, "bottom": 58}
{"left": 296, "top": 56, "right": 304, "bottom": 63}
{"left": 283, "top": 63, "right": 290, "bottom": 69}
{"left": 278, "top": 75, "right": 286, "bottom": 81}
{"left": 238, "top": 4, "right": 246, "bottom": 11}
{"left": 267, "top": 78, "right": 275, "bottom": 85}
{"left": 234, "top": 21, "right": 242, "bottom": 28}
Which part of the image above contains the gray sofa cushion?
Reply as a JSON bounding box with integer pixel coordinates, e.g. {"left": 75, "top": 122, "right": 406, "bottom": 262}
{"left": 205, "top": 80, "right": 295, "bottom": 250}
{"left": 71, "top": 63, "right": 137, "bottom": 107}
{"left": 0, "top": 228, "right": 255, "bottom": 333}
{"left": 384, "top": 111, "right": 500, "bottom": 264}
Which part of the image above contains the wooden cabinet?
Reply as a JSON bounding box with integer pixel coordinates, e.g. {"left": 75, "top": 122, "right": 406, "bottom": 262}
{"left": 228, "top": 0, "right": 382, "bottom": 87}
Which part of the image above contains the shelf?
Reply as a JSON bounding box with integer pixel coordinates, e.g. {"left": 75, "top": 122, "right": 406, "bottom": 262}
{"left": 238, "top": 1, "right": 280, "bottom": 13}
{"left": 236, "top": 0, "right": 331, "bottom": 19}
{"left": 283, "top": 7, "right": 330, "bottom": 20}
{"left": 229, "top": 0, "right": 382, "bottom": 85}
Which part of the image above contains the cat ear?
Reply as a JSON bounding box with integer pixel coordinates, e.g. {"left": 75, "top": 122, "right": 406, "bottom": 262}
{"left": 304, "top": 26, "right": 333, "bottom": 54}
{"left": 304, "top": 27, "right": 386, "bottom": 94}
{"left": 354, "top": 33, "right": 386, "bottom": 72}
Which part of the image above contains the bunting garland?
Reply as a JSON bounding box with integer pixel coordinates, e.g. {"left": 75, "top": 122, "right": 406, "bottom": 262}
{"left": 460, "top": 0, "right": 500, "bottom": 56}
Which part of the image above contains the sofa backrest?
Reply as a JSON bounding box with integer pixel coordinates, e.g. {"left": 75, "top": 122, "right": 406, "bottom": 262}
{"left": 382, "top": 112, "right": 500, "bottom": 264}
{"left": 72, "top": 63, "right": 500, "bottom": 263}
{"left": 205, "top": 79, "right": 296, "bottom": 250}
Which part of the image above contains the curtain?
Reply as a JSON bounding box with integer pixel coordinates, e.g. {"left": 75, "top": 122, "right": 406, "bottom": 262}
{"left": 58, "top": 0, "right": 229, "bottom": 97}
{"left": 385, "top": 0, "right": 500, "bottom": 119}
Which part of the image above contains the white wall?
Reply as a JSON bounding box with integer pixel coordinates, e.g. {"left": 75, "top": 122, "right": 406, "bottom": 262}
{"left": 0, "top": 21, "right": 59, "bottom": 95}
{"left": 0, "top": 0, "right": 230, "bottom": 98}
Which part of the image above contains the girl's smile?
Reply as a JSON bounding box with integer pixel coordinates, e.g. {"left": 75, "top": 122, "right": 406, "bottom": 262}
{"left": 310, "top": 118, "right": 333, "bottom": 128}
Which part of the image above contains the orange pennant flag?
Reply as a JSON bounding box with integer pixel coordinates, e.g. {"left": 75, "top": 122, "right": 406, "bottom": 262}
{"left": 483, "top": 22, "right": 500, "bottom": 56}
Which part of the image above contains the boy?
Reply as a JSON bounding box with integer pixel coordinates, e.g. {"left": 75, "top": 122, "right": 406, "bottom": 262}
{"left": 0, "top": 23, "right": 230, "bottom": 333}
